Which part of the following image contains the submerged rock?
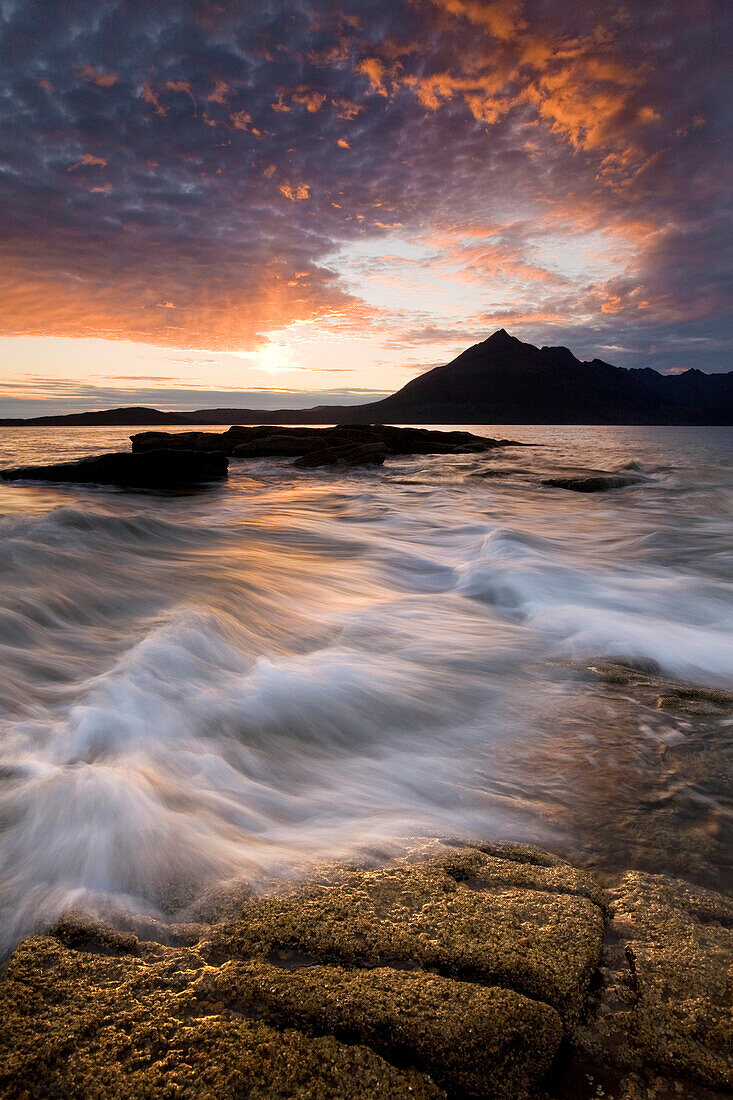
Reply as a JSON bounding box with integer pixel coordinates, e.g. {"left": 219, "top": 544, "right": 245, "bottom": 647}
{"left": 542, "top": 474, "right": 643, "bottom": 493}
{"left": 655, "top": 684, "right": 733, "bottom": 716}
{"left": 580, "top": 659, "right": 733, "bottom": 715}
{"left": 0, "top": 449, "right": 228, "bottom": 488}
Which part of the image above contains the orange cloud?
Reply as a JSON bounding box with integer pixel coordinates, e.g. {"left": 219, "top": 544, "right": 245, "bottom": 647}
{"left": 333, "top": 97, "right": 362, "bottom": 120}
{"left": 141, "top": 81, "right": 166, "bottom": 116}
{"left": 68, "top": 154, "right": 108, "bottom": 171}
{"left": 164, "top": 80, "right": 197, "bottom": 108}
{"left": 359, "top": 3, "right": 651, "bottom": 186}
{"left": 435, "top": 0, "right": 526, "bottom": 41}
{"left": 229, "top": 109, "right": 252, "bottom": 130}
{"left": 337, "top": 137, "right": 350, "bottom": 148}
{"left": 78, "top": 64, "right": 118, "bottom": 87}
{"left": 279, "top": 182, "right": 311, "bottom": 201}
{"left": 359, "top": 58, "right": 389, "bottom": 96}
{"left": 292, "top": 89, "right": 327, "bottom": 112}
{"left": 207, "top": 78, "right": 230, "bottom": 104}
{"left": 0, "top": 248, "right": 364, "bottom": 351}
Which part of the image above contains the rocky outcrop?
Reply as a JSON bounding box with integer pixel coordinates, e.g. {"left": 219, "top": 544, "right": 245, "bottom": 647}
{"left": 0, "top": 449, "right": 228, "bottom": 488}
{"left": 130, "top": 424, "right": 513, "bottom": 462}
{"left": 542, "top": 474, "right": 643, "bottom": 493}
{"left": 292, "top": 442, "right": 388, "bottom": 467}
{"left": 0, "top": 843, "right": 730, "bottom": 1099}
{"left": 573, "top": 871, "right": 733, "bottom": 1095}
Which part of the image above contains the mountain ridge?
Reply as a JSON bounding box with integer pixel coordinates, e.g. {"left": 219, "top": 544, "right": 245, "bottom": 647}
{"left": 2, "top": 330, "right": 731, "bottom": 426}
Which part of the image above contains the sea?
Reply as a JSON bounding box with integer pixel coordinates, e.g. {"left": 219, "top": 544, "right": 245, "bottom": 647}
{"left": 0, "top": 423, "right": 731, "bottom": 953}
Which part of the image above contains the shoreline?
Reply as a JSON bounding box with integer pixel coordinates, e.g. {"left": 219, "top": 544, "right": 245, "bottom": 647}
{"left": 1, "top": 840, "right": 731, "bottom": 1099}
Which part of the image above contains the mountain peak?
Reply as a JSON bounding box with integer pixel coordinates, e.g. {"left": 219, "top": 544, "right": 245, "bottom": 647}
{"left": 485, "top": 328, "right": 515, "bottom": 344}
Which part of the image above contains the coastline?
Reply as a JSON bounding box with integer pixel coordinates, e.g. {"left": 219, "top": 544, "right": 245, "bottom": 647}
{"left": 1, "top": 840, "right": 731, "bottom": 1099}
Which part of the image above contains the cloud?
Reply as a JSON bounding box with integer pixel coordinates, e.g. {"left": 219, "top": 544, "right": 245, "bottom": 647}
{"left": 0, "top": 380, "right": 392, "bottom": 418}
{"left": 68, "top": 154, "right": 108, "bottom": 171}
{"left": 140, "top": 80, "right": 167, "bottom": 117}
{"left": 279, "top": 182, "right": 311, "bottom": 201}
{"left": 0, "top": 0, "right": 729, "bottom": 378}
{"left": 78, "top": 64, "right": 118, "bottom": 88}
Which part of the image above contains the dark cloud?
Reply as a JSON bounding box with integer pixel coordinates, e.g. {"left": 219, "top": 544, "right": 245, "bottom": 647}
{"left": 0, "top": 0, "right": 730, "bottom": 374}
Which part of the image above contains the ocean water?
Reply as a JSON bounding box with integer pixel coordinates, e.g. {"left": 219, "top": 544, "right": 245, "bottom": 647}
{"left": 0, "top": 423, "right": 731, "bottom": 952}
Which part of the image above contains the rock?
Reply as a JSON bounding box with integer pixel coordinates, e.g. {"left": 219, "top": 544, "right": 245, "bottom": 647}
{"left": 205, "top": 845, "right": 604, "bottom": 1025}
{"left": 293, "top": 443, "right": 388, "bottom": 468}
{"left": 573, "top": 871, "right": 733, "bottom": 1094}
{"left": 0, "top": 937, "right": 438, "bottom": 1100}
{"left": 130, "top": 424, "right": 511, "bottom": 460}
{"left": 580, "top": 659, "right": 733, "bottom": 715}
{"left": 656, "top": 685, "right": 733, "bottom": 716}
{"left": 193, "top": 961, "right": 562, "bottom": 1099}
{"left": 129, "top": 430, "right": 207, "bottom": 452}
{"left": 0, "top": 843, "right": 603, "bottom": 1099}
{"left": 5, "top": 843, "right": 728, "bottom": 1097}
{"left": 617, "top": 873, "right": 733, "bottom": 1090}
{"left": 542, "top": 474, "right": 643, "bottom": 492}
{"left": 232, "top": 433, "right": 327, "bottom": 458}
{"left": 0, "top": 449, "right": 228, "bottom": 488}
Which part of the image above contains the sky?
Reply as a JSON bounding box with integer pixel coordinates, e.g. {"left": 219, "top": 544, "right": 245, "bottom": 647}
{"left": 1, "top": 0, "right": 731, "bottom": 416}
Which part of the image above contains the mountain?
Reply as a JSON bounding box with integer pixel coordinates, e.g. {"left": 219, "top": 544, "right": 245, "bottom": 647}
{"left": 2, "top": 331, "right": 731, "bottom": 426}
{"left": 344, "top": 330, "right": 733, "bottom": 425}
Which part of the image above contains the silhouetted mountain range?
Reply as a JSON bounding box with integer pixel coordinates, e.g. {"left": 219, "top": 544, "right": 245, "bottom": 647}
{"left": 3, "top": 331, "right": 731, "bottom": 426}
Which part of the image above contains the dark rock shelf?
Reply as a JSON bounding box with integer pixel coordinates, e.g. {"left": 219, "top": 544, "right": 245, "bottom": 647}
{"left": 0, "top": 448, "right": 228, "bottom": 489}
{"left": 130, "top": 424, "right": 517, "bottom": 464}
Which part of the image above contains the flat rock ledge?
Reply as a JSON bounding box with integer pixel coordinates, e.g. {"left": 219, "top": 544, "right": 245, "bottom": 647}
{"left": 0, "top": 843, "right": 730, "bottom": 1099}
{"left": 0, "top": 449, "right": 228, "bottom": 489}
{"left": 130, "top": 424, "right": 519, "bottom": 467}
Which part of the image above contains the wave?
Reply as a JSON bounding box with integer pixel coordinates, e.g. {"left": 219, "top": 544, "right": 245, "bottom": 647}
{"left": 456, "top": 525, "right": 733, "bottom": 683}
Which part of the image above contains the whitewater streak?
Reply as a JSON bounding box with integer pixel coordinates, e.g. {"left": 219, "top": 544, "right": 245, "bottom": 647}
{"left": 0, "top": 424, "right": 731, "bottom": 952}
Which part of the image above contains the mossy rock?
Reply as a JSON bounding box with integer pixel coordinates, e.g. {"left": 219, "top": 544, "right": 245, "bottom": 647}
{"left": 205, "top": 845, "right": 604, "bottom": 1025}
{"left": 4, "top": 844, "right": 730, "bottom": 1098}
{"left": 0, "top": 844, "right": 604, "bottom": 1099}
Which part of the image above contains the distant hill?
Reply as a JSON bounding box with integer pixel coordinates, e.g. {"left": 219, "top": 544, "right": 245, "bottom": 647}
{"left": 2, "top": 331, "right": 731, "bottom": 426}
{"left": 0, "top": 406, "right": 192, "bottom": 427}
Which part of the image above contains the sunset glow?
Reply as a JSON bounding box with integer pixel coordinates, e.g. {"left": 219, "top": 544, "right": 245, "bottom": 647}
{"left": 1, "top": 0, "right": 730, "bottom": 415}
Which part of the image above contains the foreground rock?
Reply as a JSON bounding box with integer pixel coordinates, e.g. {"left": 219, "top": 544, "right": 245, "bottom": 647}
{"left": 130, "top": 424, "right": 517, "bottom": 462}
{"left": 0, "top": 844, "right": 600, "bottom": 1099}
{"left": 542, "top": 473, "right": 643, "bottom": 493}
{"left": 573, "top": 871, "right": 733, "bottom": 1095}
{"left": 0, "top": 843, "right": 730, "bottom": 1098}
{"left": 0, "top": 449, "right": 228, "bottom": 489}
